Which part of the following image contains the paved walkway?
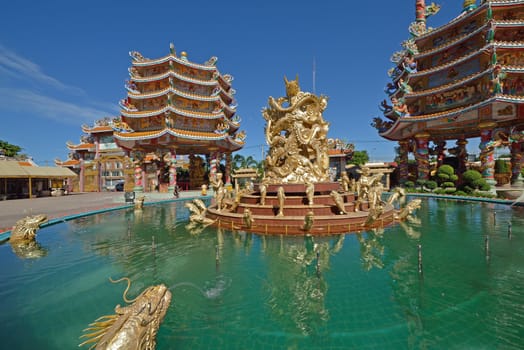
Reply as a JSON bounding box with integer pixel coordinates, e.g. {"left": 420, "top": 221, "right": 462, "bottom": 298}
{"left": 0, "top": 190, "right": 204, "bottom": 234}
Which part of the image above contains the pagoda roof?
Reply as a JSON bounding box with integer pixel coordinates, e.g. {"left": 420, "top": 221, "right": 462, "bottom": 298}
{"left": 131, "top": 70, "right": 217, "bottom": 86}
{"left": 113, "top": 127, "right": 244, "bottom": 154}
{"left": 66, "top": 141, "right": 95, "bottom": 151}
{"left": 131, "top": 53, "right": 217, "bottom": 71}
{"left": 55, "top": 159, "right": 81, "bottom": 167}
{"left": 380, "top": 95, "right": 524, "bottom": 140}
{"left": 121, "top": 105, "right": 226, "bottom": 120}
{"left": 81, "top": 124, "right": 114, "bottom": 134}
{"left": 414, "top": 1, "right": 524, "bottom": 43}
{"left": 128, "top": 86, "right": 223, "bottom": 102}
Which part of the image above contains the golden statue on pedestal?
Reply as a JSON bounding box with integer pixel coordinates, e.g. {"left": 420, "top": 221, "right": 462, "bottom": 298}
{"left": 262, "top": 75, "right": 330, "bottom": 183}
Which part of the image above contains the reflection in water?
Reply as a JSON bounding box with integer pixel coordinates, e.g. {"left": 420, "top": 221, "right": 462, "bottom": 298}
{"left": 357, "top": 229, "right": 385, "bottom": 271}
{"left": 261, "top": 235, "right": 345, "bottom": 335}
{"left": 1, "top": 199, "right": 524, "bottom": 349}
{"left": 10, "top": 240, "right": 48, "bottom": 259}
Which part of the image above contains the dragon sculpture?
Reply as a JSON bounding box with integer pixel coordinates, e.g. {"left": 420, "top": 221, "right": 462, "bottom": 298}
{"left": 262, "top": 75, "right": 330, "bottom": 183}
{"left": 79, "top": 277, "right": 172, "bottom": 350}
{"left": 184, "top": 199, "right": 216, "bottom": 227}
{"left": 394, "top": 199, "right": 422, "bottom": 222}
{"left": 9, "top": 214, "right": 48, "bottom": 244}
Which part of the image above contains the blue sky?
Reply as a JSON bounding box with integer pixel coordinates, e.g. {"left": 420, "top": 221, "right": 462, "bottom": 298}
{"left": 0, "top": 0, "right": 476, "bottom": 165}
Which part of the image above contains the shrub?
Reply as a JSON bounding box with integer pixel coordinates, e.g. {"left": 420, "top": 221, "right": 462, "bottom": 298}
{"left": 462, "top": 169, "right": 490, "bottom": 191}
{"left": 425, "top": 180, "right": 437, "bottom": 190}
{"left": 416, "top": 179, "right": 426, "bottom": 188}
{"left": 444, "top": 188, "right": 457, "bottom": 194}
{"left": 437, "top": 165, "right": 458, "bottom": 186}
{"left": 495, "top": 159, "right": 509, "bottom": 174}
{"left": 434, "top": 188, "right": 446, "bottom": 195}
{"left": 455, "top": 190, "right": 468, "bottom": 196}
{"left": 404, "top": 180, "right": 415, "bottom": 188}
{"left": 442, "top": 181, "right": 456, "bottom": 188}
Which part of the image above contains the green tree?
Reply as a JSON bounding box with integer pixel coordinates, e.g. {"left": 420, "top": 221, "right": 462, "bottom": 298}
{"left": 348, "top": 150, "right": 369, "bottom": 166}
{"left": 233, "top": 154, "right": 258, "bottom": 170}
{"left": 0, "top": 140, "right": 23, "bottom": 157}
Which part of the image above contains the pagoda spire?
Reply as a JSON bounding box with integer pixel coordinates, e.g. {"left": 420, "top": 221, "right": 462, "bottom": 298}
{"left": 416, "top": 0, "right": 426, "bottom": 23}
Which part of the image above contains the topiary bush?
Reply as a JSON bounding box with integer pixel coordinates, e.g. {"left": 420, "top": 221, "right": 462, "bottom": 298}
{"left": 425, "top": 180, "right": 437, "bottom": 190}
{"left": 461, "top": 169, "right": 490, "bottom": 192}
{"left": 442, "top": 181, "right": 456, "bottom": 188}
{"left": 404, "top": 180, "right": 415, "bottom": 188}
{"left": 437, "top": 165, "right": 458, "bottom": 186}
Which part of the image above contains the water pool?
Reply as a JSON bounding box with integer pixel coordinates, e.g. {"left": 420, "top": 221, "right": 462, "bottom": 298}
{"left": 0, "top": 198, "right": 523, "bottom": 349}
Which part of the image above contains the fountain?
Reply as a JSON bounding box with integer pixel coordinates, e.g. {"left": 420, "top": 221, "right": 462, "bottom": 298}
{"left": 205, "top": 77, "right": 412, "bottom": 234}
{"left": 0, "top": 199, "right": 523, "bottom": 349}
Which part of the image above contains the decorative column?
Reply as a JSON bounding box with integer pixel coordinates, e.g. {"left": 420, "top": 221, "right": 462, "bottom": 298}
{"left": 510, "top": 138, "right": 523, "bottom": 185}
{"left": 414, "top": 133, "right": 431, "bottom": 181}
{"left": 456, "top": 138, "right": 468, "bottom": 180}
{"left": 478, "top": 122, "right": 497, "bottom": 187}
{"left": 133, "top": 161, "right": 144, "bottom": 192}
{"left": 225, "top": 153, "right": 232, "bottom": 185}
{"left": 79, "top": 159, "right": 85, "bottom": 192}
{"left": 168, "top": 149, "right": 177, "bottom": 192}
{"left": 398, "top": 140, "right": 410, "bottom": 184}
{"left": 209, "top": 152, "right": 218, "bottom": 181}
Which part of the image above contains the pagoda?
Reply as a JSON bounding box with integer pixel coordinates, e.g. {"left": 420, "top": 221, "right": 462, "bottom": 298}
{"left": 113, "top": 43, "right": 245, "bottom": 192}
{"left": 56, "top": 117, "right": 131, "bottom": 192}
{"left": 373, "top": 0, "right": 524, "bottom": 185}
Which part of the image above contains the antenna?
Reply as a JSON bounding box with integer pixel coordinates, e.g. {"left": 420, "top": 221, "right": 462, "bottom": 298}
{"left": 312, "top": 57, "right": 316, "bottom": 94}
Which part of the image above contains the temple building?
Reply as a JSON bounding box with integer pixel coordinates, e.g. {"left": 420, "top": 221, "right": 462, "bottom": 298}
{"left": 373, "top": 0, "right": 524, "bottom": 185}
{"left": 113, "top": 43, "right": 245, "bottom": 192}
{"left": 55, "top": 118, "right": 132, "bottom": 192}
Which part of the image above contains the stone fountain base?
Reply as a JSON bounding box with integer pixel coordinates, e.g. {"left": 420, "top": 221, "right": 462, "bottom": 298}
{"left": 205, "top": 182, "right": 396, "bottom": 235}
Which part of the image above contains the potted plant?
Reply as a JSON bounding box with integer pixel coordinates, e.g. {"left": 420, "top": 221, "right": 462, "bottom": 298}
{"left": 494, "top": 159, "right": 511, "bottom": 186}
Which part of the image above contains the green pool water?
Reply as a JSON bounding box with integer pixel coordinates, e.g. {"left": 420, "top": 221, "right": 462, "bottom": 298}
{"left": 0, "top": 198, "right": 523, "bottom": 349}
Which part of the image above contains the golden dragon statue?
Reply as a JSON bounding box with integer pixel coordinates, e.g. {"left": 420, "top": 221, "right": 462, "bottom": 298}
{"left": 9, "top": 214, "right": 48, "bottom": 244}
{"left": 79, "top": 277, "right": 172, "bottom": 350}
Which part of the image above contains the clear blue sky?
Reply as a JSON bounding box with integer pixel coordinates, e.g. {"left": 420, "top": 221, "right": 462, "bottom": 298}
{"left": 0, "top": 0, "right": 477, "bottom": 165}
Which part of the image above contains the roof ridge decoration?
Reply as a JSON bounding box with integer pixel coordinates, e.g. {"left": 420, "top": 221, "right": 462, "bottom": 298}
{"left": 410, "top": 1, "right": 441, "bottom": 37}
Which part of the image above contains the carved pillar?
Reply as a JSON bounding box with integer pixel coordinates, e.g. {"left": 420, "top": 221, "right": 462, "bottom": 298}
{"left": 225, "top": 153, "right": 232, "bottom": 185}
{"left": 134, "top": 162, "right": 144, "bottom": 192}
{"left": 209, "top": 152, "right": 218, "bottom": 181}
{"left": 79, "top": 159, "right": 85, "bottom": 192}
{"left": 414, "top": 133, "right": 430, "bottom": 181}
{"left": 478, "top": 122, "right": 497, "bottom": 186}
{"left": 168, "top": 149, "right": 177, "bottom": 192}
{"left": 398, "top": 140, "right": 410, "bottom": 183}
{"left": 510, "top": 140, "right": 524, "bottom": 184}
{"left": 456, "top": 138, "right": 468, "bottom": 179}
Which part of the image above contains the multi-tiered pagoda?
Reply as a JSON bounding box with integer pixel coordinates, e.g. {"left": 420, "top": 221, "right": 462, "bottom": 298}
{"left": 56, "top": 118, "right": 131, "bottom": 192}
{"left": 373, "top": 0, "right": 524, "bottom": 185}
{"left": 114, "top": 43, "right": 245, "bottom": 192}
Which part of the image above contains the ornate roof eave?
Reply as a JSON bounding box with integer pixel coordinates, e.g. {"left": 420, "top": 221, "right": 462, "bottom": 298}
{"left": 414, "top": 3, "right": 488, "bottom": 43}
{"left": 406, "top": 63, "right": 524, "bottom": 100}
{"left": 81, "top": 125, "right": 114, "bottom": 134}
{"left": 379, "top": 94, "right": 524, "bottom": 140}
{"left": 121, "top": 105, "right": 226, "bottom": 119}
{"left": 128, "top": 86, "right": 220, "bottom": 102}
{"left": 131, "top": 54, "right": 217, "bottom": 71}
{"left": 66, "top": 142, "right": 95, "bottom": 151}
{"left": 113, "top": 127, "right": 231, "bottom": 142}
{"left": 130, "top": 70, "right": 217, "bottom": 86}
{"left": 406, "top": 67, "right": 493, "bottom": 99}
{"left": 415, "top": 23, "right": 488, "bottom": 59}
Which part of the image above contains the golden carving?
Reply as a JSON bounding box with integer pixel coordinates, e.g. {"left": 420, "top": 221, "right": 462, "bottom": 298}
{"left": 10, "top": 214, "right": 48, "bottom": 244}
{"left": 262, "top": 76, "right": 330, "bottom": 183}
{"left": 79, "top": 277, "right": 171, "bottom": 349}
